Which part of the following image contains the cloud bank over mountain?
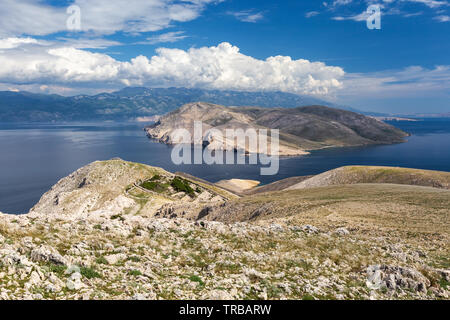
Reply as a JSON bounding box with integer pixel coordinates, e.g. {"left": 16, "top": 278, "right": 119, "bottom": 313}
{"left": 0, "top": 41, "right": 345, "bottom": 95}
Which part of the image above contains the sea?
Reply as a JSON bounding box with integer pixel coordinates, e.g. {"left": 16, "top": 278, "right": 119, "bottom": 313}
{"left": 0, "top": 118, "right": 449, "bottom": 214}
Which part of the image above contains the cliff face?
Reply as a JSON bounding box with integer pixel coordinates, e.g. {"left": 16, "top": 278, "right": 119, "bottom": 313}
{"left": 145, "top": 102, "right": 408, "bottom": 156}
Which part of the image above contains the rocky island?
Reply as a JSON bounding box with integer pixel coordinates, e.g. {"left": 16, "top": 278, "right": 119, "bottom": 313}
{"left": 145, "top": 102, "right": 408, "bottom": 156}
{"left": 0, "top": 159, "right": 448, "bottom": 300}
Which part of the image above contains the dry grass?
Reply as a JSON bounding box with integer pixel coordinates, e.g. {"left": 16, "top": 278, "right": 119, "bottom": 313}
{"left": 288, "top": 166, "right": 450, "bottom": 190}
{"left": 207, "top": 183, "right": 450, "bottom": 244}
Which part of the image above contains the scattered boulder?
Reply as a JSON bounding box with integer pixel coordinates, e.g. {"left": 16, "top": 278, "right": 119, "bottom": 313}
{"left": 1, "top": 251, "right": 32, "bottom": 267}
{"left": 24, "top": 271, "right": 42, "bottom": 290}
{"left": 301, "top": 225, "right": 319, "bottom": 234}
{"left": 33, "top": 293, "right": 43, "bottom": 300}
{"left": 244, "top": 268, "right": 267, "bottom": 280}
{"left": 334, "top": 227, "right": 350, "bottom": 236}
{"left": 21, "top": 237, "right": 35, "bottom": 250}
{"left": 31, "top": 245, "right": 66, "bottom": 266}
{"left": 366, "top": 265, "right": 430, "bottom": 293}
{"left": 104, "top": 253, "right": 126, "bottom": 265}
{"left": 437, "top": 269, "right": 450, "bottom": 282}
{"left": 269, "top": 224, "right": 284, "bottom": 232}
{"left": 67, "top": 242, "right": 90, "bottom": 256}
{"left": 45, "top": 274, "right": 64, "bottom": 293}
{"left": 202, "top": 289, "right": 234, "bottom": 300}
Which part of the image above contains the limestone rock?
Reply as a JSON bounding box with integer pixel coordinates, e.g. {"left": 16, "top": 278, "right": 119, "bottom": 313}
{"left": 366, "top": 265, "right": 430, "bottom": 293}
{"left": 31, "top": 245, "right": 66, "bottom": 266}
{"left": 24, "top": 271, "right": 42, "bottom": 290}
{"left": 202, "top": 289, "right": 234, "bottom": 300}
{"left": 104, "top": 253, "right": 126, "bottom": 265}
{"left": 301, "top": 225, "right": 319, "bottom": 234}
{"left": 334, "top": 227, "right": 350, "bottom": 236}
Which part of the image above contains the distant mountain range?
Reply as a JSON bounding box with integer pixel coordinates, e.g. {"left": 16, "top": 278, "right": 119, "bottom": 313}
{"left": 0, "top": 87, "right": 446, "bottom": 122}
{"left": 0, "top": 87, "right": 361, "bottom": 122}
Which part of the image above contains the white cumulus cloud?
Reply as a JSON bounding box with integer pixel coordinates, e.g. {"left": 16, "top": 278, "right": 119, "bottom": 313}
{"left": 0, "top": 41, "right": 345, "bottom": 95}
{"left": 0, "top": 37, "right": 40, "bottom": 49}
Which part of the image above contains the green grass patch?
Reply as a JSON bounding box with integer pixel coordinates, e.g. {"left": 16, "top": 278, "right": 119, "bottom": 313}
{"left": 189, "top": 275, "right": 205, "bottom": 287}
{"left": 171, "top": 177, "right": 195, "bottom": 196}
{"left": 80, "top": 266, "right": 101, "bottom": 279}
{"left": 110, "top": 214, "right": 124, "bottom": 221}
{"left": 440, "top": 278, "right": 449, "bottom": 290}
{"left": 47, "top": 263, "right": 67, "bottom": 276}
{"left": 128, "top": 269, "right": 142, "bottom": 276}
{"left": 141, "top": 180, "right": 168, "bottom": 193}
{"left": 96, "top": 256, "right": 108, "bottom": 265}
{"left": 128, "top": 256, "right": 141, "bottom": 263}
{"left": 302, "top": 294, "right": 315, "bottom": 300}
{"left": 150, "top": 175, "right": 161, "bottom": 181}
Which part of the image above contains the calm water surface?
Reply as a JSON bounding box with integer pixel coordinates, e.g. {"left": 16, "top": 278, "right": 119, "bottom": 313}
{"left": 0, "top": 119, "right": 449, "bottom": 214}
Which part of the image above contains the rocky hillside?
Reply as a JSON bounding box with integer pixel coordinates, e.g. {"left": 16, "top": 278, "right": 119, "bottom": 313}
{"left": 145, "top": 103, "right": 408, "bottom": 155}
{"left": 0, "top": 160, "right": 448, "bottom": 300}
{"left": 242, "top": 176, "right": 313, "bottom": 195}
{"left": 286, "top": 166, "right": 450, "bottom": 191}
{"left": 30, "top": 159, "right": 235, "bottom": 221}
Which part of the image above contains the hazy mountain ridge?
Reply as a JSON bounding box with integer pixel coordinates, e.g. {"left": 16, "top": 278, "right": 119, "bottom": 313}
{"left": 0, "top": 87, "right": 358, "bottom": 122}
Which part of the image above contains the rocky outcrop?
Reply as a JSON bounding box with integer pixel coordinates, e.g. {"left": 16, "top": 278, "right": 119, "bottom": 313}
{"left": 29, "top": 160, "right": 163, "bottom": 217}
{"left": 366, "top": 265, "right": 430, "bottom": 293}
{"left": 30, "top": 245, "right": 66, "bottom": 266}
{"left": 29, "top": 159, "right": 234, "bottom": 220}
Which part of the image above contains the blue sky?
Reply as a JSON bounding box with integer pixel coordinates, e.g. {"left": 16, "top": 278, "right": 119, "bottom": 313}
{"left": 0, "top": 0, "right": 449, "bottom": 114}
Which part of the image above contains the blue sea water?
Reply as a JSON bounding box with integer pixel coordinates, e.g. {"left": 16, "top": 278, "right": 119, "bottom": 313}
{"left": 0, "top": 119, "right": 449, "bottom": 214}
